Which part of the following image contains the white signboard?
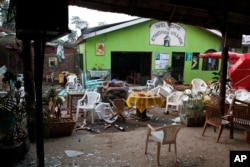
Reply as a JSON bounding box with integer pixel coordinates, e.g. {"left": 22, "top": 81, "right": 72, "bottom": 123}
{"left": 150, "top": 22, "right": 186, "bottom": 46}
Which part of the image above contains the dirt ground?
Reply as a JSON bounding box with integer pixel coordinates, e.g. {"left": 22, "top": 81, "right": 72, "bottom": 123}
{"left": 17, "top": 105, "right": 250, "bottom": 167}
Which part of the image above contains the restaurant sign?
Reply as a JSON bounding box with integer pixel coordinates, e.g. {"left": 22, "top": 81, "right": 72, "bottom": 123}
{"left": 150, "top": 22, "right": 185, "bottom": 47}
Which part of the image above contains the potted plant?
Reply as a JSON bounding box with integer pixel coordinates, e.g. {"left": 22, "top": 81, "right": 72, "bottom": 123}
{"left": 0, "top": 71, "right": 30, "bottom": 166}
{"left": 43, "top": 87, "right": 76, "bottom": 137}
{"left": 180, "top": 90, "right": 207, "bottom": 127}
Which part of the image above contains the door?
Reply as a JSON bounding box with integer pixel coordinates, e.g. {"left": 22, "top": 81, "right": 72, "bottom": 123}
{"left": 111, "top": 52, "right": 151, "bottom": 85}
{"left": 171, "top": 52, "right": 185, "bottom": 83}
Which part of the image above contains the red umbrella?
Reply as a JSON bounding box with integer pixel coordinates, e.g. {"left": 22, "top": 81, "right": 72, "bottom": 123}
{"left": 199, "top": 51, "right": 243, "bottom": 64}
{"left": 228, "top": 53, "right": 250, "bottom": 90}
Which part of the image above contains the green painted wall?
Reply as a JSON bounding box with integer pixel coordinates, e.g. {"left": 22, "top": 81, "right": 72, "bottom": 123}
{"left": 78, "top": 19, "right": 222, "bottom": 84}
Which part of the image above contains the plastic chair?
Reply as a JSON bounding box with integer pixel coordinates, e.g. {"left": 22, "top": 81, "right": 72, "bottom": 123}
{"left": 65, "top": 75, "right": 78, "bottom": 91}
{"left": 145, "top": 124, "right": 183, "bottom": 165}
{"left": 146, "top": 77, "right": 157, "bottom": 89}
{"left": 149, "top": 84, "right": 173, "bottom": 98}
{"left": 191, "top": 78, "right": 207, "bottom": 95}
{"left": 47, "top": 72, "right": 54, "bottom": 83}
{"left": 234, "top": 89, "right": 250, "bottom": 102}
{"left": 94, "top": 102, "right": 118, "bottom": 124}
{"left": 165, "top": 91, "right": 184, "bottom": 113}
{"left": 75, "top": 92, "right": 101, "bottom": 124}
{"left": 202, "top": 104, "right": 231, "bottom": 143}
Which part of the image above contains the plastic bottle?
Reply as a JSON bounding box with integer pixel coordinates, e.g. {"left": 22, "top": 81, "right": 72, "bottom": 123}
{"left": 114, "top": 124, "right": 124, "bottom": 131}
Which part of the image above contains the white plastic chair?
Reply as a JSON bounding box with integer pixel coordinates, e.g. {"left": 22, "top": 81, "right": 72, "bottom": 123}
{"left": 235, "top": 89, "right": 250, "bottom": 102}
{"left": 47, "top": 72, "right": 54, "bottom": 83}
{"left": 145, "top": 124, "right": 183, "bottom": 165}
{"left": 95, "top": 102, "right": 118, "bottom": 124}
{"left": 75, "top": 92, "right": 101, "bottom": 124}
{"left": 146, "top": 77, "right": 157, "bottom": 89}
{"left": 149, "top": 84, "right": 173, "bottom": 99}
{"left": 65, "top": 75, "right": 78, "bottom": 91}
{"left": 191, "top": 78, "right": 207, "bottom": 95}
{"left": 165, "top": 91, "right": 184, "bottom": 113}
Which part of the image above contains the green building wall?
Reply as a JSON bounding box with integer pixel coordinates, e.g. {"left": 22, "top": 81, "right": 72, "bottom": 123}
{"left": 78, "top": 20, "right": 222, "bottom": 84}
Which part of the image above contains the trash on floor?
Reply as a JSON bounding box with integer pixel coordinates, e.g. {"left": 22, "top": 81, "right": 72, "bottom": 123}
{"left": 65, "top": 150, "right": 84, "bottom": 157}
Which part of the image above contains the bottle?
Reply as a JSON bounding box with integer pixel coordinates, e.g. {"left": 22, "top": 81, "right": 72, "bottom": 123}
{"left": 114, "top": 124, "right": 124, "bottom": 131}
{"left": 86, "top": 127, "right": 94, "bottom": 132}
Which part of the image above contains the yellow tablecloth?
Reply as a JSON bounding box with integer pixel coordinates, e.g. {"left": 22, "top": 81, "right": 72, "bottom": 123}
{"left": 126, "top": 92, "right": 163, "bottom": 113}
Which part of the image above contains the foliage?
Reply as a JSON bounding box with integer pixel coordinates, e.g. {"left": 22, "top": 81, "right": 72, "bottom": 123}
{"left": 208, "top": 71, "right": 220, "bottom": 97}
{"left": 0, "top": 77, "right": 27, "bottom": 146}
{"left": 183, "top": 91, "right": 206, "bottom": 118}
{"left": 43, "top": 87, "right": 64, "bottom": 121}
{"left": 67, "top": 16, "right": 89, "bottom": 43}
{"left": 0, "top": 0, "right": 9, "bottom": 23}
{"left": 2, "top": 70, "right": 17, "bottom": 91}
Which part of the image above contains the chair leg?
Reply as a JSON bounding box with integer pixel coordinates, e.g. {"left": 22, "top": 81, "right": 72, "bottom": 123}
{"left": 202, "top": 122, "right": 208, "bottom": 136}
{"left": 75, "top": 107, "right": 80, "bottom": 122}
{"left": 145, "top": 134, "right": 149, "bottom": 154}
{"left": 91, "top": 109, "right": 94, "bottom": 124}
{"left": 216, "top": 126, "right": 223, "bottom": 143}
{"left": 157, "top": 142, "right": 161, "bottom": 165}
{"left": 168, "top": 144, "right": 171, "bottom": 152}
{"left": 174, "top": 143, "right": 177, "bottom": 162}
{"left": 165, "top": 104, "right": 169, "bottom": 113}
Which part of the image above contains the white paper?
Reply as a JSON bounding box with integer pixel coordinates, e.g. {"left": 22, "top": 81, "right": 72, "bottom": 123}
{"left": 65, "top": 150, "right": 84, "bottom": 157}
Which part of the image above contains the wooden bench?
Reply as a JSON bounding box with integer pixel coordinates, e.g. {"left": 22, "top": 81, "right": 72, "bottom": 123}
{"left": 227, "top": 97, "right": 250, "bottom": 139}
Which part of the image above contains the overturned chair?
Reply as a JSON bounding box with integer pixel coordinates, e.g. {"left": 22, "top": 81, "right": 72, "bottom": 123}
{"left": 95, "top": 102, "right": 118, "bottom": 124}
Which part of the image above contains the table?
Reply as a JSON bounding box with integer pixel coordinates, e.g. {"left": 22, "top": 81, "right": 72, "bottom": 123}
{"left": 67, "top": 92, "right": 84, "bottom": 117}
{"left": 126, "top": 92, "right": 163, "bottom": 120}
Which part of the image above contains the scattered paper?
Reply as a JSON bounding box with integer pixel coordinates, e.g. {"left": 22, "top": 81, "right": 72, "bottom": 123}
{"left": 65, "top": 150, "right": 84, "bottom": 157}
{"left": 172, "top": 117, "right": 181, "bottom": 123}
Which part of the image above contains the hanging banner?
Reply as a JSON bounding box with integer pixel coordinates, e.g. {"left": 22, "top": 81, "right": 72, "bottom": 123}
{"left": 150, "top": 22, "right": 186, "bottom": 46}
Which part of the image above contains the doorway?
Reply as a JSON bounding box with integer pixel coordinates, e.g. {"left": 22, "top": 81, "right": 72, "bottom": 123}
{"left": 171, "top": 52, "right": 185, "bottom": 83}
{"left": 111, "top": 52, "right": 151, "bottom": 85}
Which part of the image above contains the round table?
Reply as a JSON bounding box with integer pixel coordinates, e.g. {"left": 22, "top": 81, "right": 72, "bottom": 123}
{"left": 126, "top": 91, "right": 163, "bottom": 120}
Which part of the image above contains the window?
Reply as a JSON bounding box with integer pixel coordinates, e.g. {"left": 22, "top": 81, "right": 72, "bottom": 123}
{"left": 202, "top": 58, "right": 218, "bottom": 71}
{"left": 49, "top": 57, "right": 58, "bottom": 68}
{"left": 191, "top": 53, "right": 199, "bottom": 70}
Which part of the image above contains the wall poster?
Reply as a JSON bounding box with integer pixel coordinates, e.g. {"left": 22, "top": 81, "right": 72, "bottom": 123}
{"left": 155, "top": 52, "right": 169, "bottom": 69}
{"left": 96, "top": 43, "right": 105, "bottom": 55}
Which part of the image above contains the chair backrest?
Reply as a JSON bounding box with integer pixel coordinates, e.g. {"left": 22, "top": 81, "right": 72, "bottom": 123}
{"left": 227, "top": 96, "right": 250, "bottom": 129}
{"left": 147, "top": 77, "right": 157, "bottom": 86}
{"left": 152, "top": 77, "right": 157, "bottom": 85}
{"left": 95, "top": 102, "right": 112, "bottom": 117}
{"left": 67, "top": 75, "right": 77, "bottom": 83}
{"left": 112, "top": 99, "right": 126, "bottom": 113}
{"left": 148, "top": 124, "right": 182, "bottom": 144}
{"left": 159, "top": 84, "right": 174, "bottom": 97}
{"left": 86, "top": 92, "right": 101, "bottom": 105}
{"left": 95, "top": 102, "right": 118, "bottom": 123}
{"left": 205, "top": 104, "right": 222, "bottom": 126}
{"left": 234, "top": 89, "right": 250, "bottom": 102}
{"left": 161, "top": 125, "right": 182, "bottom": 144}
{"left": 191, "top": 78, "right": 207, "bottom": 94}
{"left": 167, "top": 91, "right": 183, "bottom": 104}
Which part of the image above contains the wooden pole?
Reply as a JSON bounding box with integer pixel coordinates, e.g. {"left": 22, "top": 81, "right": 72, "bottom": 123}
{"left": 34, "top": 37, "right": 45, "bottom": 166}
